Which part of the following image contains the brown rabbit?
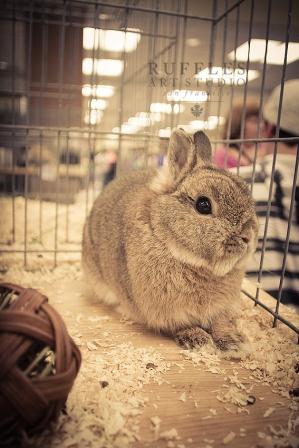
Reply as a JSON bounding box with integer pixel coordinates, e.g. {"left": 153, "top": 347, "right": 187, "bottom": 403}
{"left": 82, "top": 129, "right": 258, "bottom": 351}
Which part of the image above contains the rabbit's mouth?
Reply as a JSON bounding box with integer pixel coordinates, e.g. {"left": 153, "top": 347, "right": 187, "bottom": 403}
{"left": 222, "top": 232, "right": 257, "bottom": 270}
{"left": 225, "top": 228, "right": 256, "bottom": 255}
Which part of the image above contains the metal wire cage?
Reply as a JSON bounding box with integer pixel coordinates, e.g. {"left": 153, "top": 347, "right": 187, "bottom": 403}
{"left": 0, "top": 0, "right": 298, "bottom": 340}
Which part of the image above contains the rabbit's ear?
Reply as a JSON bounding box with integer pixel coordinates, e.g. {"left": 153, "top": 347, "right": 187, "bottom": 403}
{"left": 167, "top": 128, "right": 195, "bottom": 182}
{"left": 150, "top": 128, "right": 212, "bottom": 193}
{"left": 193, "top": 131, "right": 212, "bottom": 163}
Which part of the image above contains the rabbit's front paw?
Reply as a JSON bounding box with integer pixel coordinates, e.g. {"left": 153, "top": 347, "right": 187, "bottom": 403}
{"left": 212, "top": 331, "right": 246, "bottom": 352}
{"left": 175, "top": 327, "right": 211, "bottom": 349}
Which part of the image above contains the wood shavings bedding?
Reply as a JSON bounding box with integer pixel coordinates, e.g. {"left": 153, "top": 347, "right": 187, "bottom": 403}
{"left": 160, "top": 428, "right": 179, "bottom": 440}
{"left": 178, "top": 392, "right": 186, "bottom": 402}
{"left": 239, "top": 303, "right": 299, "bottom": 395}
{"left": 1, "top": 261, "right": 299, "bottom": 447}
{"left": 255, "top": 414, "right": 299, "bottom": 448}
{"left": 222, "top": 431, "right": 236, "bottom": 444}
{"left": 28, "top": 342, "right": 169, "bottom": 447}
{"left": 0, "top": 195, "right": 86, "bottom": 267}
{"left": 191, "top": 308, "right": 298, "bottom": 393}
{"left": 179, "top": 297, "right": 299, "bottom": 446}
{"left": 150, "top": 415, "right": 161, "bottom": 433}
{"left": 263, "top": 407, "right": 276, "bottom": 418}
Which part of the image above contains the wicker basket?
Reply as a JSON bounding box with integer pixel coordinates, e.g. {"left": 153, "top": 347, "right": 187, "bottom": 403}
{"left": 0, "top": 283, "right": 81, "bottom": 443}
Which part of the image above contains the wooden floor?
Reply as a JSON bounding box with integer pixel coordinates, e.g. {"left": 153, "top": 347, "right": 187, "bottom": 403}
{"left": 36, "top": 273, "right": 298, "bottom": 448}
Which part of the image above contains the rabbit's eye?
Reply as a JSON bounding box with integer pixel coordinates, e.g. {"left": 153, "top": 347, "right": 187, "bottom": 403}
{"left": 195, "top": 196, "right": 212, "bottom": 214}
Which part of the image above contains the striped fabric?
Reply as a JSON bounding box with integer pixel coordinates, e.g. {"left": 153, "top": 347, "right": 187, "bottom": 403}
{"left": 236, "top": 153, "right": 299, "bottom": 305}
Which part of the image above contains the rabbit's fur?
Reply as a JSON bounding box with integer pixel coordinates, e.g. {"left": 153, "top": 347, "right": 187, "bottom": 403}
{"left": 82, "top": 129, "right": 258, "bottom": 351}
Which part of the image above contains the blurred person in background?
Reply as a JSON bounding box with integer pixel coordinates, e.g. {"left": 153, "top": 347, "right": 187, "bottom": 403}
{"left": 246, "top": 79, "right": 299, "bottom": 308}
{"left": 103, "top": 151, "right": 117, "bottom": 187}
{"left": 213, "top": 101, "right": 267, "bottom": 169}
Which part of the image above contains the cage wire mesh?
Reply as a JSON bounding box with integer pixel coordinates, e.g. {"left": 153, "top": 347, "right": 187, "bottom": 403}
{"left": 0, "top": 0, "right": 298, "bottom": 339}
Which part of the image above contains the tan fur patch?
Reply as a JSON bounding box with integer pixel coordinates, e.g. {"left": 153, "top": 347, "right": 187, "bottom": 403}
{"left": 149, "top": 164, "right": 173, "bottom": 194}
{"left": 167, "top": 240, "right": 239, "bottom": 277}
{"left": 82, "top": 261, "right": 119, "bottom": 306}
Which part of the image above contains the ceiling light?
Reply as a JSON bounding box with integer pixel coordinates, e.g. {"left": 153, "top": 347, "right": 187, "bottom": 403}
{"left": 134, "top": 111, "right": 162, "bottom": 123}
{"left": 112, "top": 125, "right": 140, "bottom": 134}
{"left": 96, "top": 85, "right": 114, "bottom": 97}
{"left": 99, "top": 29, "right": 141, "bottom": 52}
{"left": 83, "top": 28, "right": 97, "bottom": 50}
{"left": 121, "top": 123, "right": 140, "bottom": 134}
{"left": 89, "top": 98, "right": 107, "bottom": 110}
{"left": 188, "top": 116, "right": 225, "bottom": 130}
{"left": 167, "top": 90, "right": 208, "bottom": 102}
{"left": 99, "top": 13, "right": 112, "bottom": 20}
{"left": 150, "top": 112, "right": 162, "bottom": 122}
{"left": 173, "top": 104, "right": 185, "bottom": 114}
{"left": 82, "top": 58, "right": 124, "bottom": 76}
{"left": 83, "top": 27, "right": 141, "bottom": 52}
{"left": 150, "top": 103, "right": 184, "bottom": 114}
{"left": 150, "top": 103, "right": 172, "bottom": 114}
{"left": 97, "top": 59, "right": 124, "bottom": 76}
{"left": 186, "top": 38, "right": 200, "bottom": 48}
{"left": 189, "top": 120, "right": 206, "bottom": 130}
{"left": 82, "top": 85, "right": 93, "bottom": 96}
{"left": 195, "top": 66, "right": 259, "bottom": 83}
{"left": 136, "top": 112, "right": 151, "bottom": 118}
{"left": 134, "top": 111, "right": 162, "bottom": 122}
{"left": 82, "top": 58, "right": 95, "bottom": 75}
{"left": 112, "top": 123, "right": 139, "bottom": 134}
{"left": 82, "top": 84, "right": 115, "bottom": 98}
{"left": 128, "top": 116, "right": 151, "bottom": 127}
{"left": 84, "top": 110, "right": 103, "bottom": 125}
{"left": 228, "top": 39, "right": 299, "bottom": 65}
{"left": 158, "top": 127, "right": 172, "bottom": 138}
{"left": 208, "top": 115, "right": 225, "bottom": 126}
